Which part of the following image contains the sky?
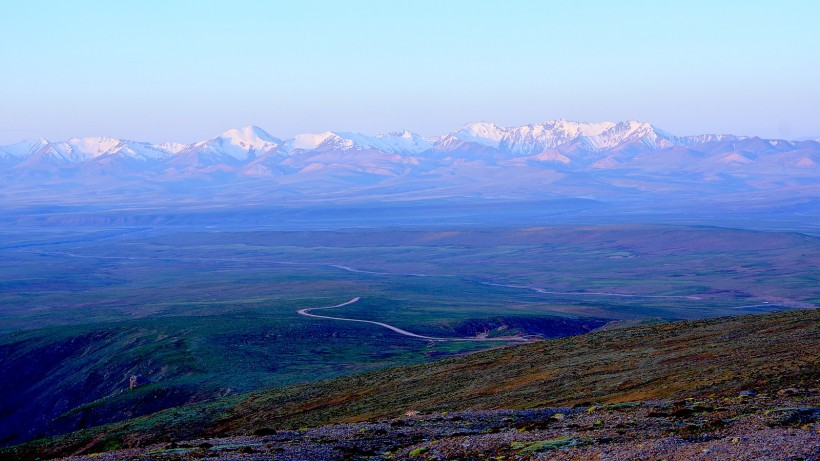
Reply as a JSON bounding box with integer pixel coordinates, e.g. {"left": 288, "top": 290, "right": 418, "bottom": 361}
{"left": 1, "top": 0, "right": 818, "bottom": 144}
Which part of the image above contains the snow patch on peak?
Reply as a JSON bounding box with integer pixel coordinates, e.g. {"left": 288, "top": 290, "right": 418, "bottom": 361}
{"left": 439, "top": 119, "right": 662, "bottom": 155}
{"left": 156, "top": 142, "right": 188, "bottom": 154}
{"left": 581, "top": 120, "right": 662, "bottom": 149}
{"left": 285, "top": 130, "right": 433, "bottom": 154}
{"left": 541, "top": 119, "right": 616, "bottom": 137}
{"left": 288, "top": 131, "right": 341, "bottom": 150}
{"left": 66, "top": 137, "right": 123, "bottom": 157}
{"left": 0, "top": 138, "right": 50, "bottom": 157}
{"left": 25, "top": 136, "right": 128, "bottom": 163}
{"left": 374, "top": 130, "right": 433, "bottom": 153}
{"left": 384, "top": 129, "right": 415, "bottom": 139}
{"left": 453, "top": 122, "right": 507, "bottom": 147}
{"left": 682, "top": 133, "right": 743, "bottom": 144}
{"left": 220, "top": 126, "right": 279, "bottom": 144}
{"left": 603, "top": 120, "right": 652, "bottom": 137}
{"left": 218, "top": 126, "right": 280, "bottom": 152}
{"left": 196, "top": 125, "right": 282, "bottom": 160}
{"left": 54, "top": 137, "right": 174, "bottom": 162}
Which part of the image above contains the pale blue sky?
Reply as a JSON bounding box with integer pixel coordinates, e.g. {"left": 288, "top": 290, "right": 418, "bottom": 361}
{"left": 1, "top": 0, "right": 818, "bottom": 143}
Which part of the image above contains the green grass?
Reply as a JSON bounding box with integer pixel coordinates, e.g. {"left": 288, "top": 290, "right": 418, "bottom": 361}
{"left": 0, "top": 224, "right": 816, "bottom": 448}
{"left": 3, "top": 225, "right": 817, "bottom": 332}
{"left": 512, "top": 437, "right": 589, "bottom": 454}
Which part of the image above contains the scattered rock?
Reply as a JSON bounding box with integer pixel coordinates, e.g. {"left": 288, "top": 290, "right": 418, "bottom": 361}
{"left": 705, "top": 417, "right": 727, "bottom": 428}
{"left": 515, "top": 419, "right": 552, "bottom": 431}
{"left": 25, "top": 397, "right": 820, "bottom": 461}
{"left": 770, "top": 407, "right": 820, "bottom": 427}
{"left": 671, "top": 408, "right": 695, "bottom": 418}
{"left": 252, "top": 427, "right": 277, "bottom": 436}
{"left": 129, "top": 375, "right": 150, "bottom": 390}
{"left": 679, "top": 423, "right": 702, "bottom": 433}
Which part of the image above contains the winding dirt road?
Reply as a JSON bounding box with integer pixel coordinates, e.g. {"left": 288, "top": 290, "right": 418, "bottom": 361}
{"left": 297, "top": 297, "right": 528, "bottom": 342}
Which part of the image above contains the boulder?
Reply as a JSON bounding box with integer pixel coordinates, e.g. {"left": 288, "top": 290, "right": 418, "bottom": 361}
{"left": 129, "top": 374, "right": 150, "bottom": 390}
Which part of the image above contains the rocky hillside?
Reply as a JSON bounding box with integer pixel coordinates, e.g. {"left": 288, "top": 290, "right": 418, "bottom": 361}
{"left": 29, "top": 397, "right": 820, "bottom": 460}
{"left": 4, "top": 308, "right": 817, "bottom": 460}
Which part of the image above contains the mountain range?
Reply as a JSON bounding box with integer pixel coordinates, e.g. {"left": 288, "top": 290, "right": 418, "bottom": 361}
{"left": 1, "top": 120, "right": 818, "bottom": 209}
{"left": 3, "top": 120, "right": 818, "bottom": 174}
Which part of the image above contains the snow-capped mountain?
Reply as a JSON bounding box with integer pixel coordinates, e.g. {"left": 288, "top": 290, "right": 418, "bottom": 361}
{"left": 1, "top": 120, "right": 817, "bottom": 193}
{"left": 200, "top": 126, "right": 282, "bottom": 160}
{"left": 3, "top": 137, "right": 174, "bottom": 164}
{"left": 0, "top": 120, "right": 783, "bottom": 167}
{"left": 283, "top": 130, "right": 432, "bottom": 154}
{"left": 436, "top": 120, "right": 681, "bottom": 156}
{"left": 169, "top": 126, "right": 282, "bottom": 169}
{"left": 0, "top": 138, "right": 51, "bottom": 159}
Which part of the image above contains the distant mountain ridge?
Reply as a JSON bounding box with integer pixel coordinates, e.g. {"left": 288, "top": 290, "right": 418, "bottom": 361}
{"left": 3, "top": 119, "right": 816, "bottom": 166}
{"left": 1, "top": 120, "right": 818, "bottom": 204}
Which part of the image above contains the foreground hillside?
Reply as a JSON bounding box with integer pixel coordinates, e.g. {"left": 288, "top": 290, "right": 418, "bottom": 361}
{"left": 6, "top": 308, "right": 817, "bottom": 460}
{"left": 31, "top": 397, "right": 820, "bottom": 460}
